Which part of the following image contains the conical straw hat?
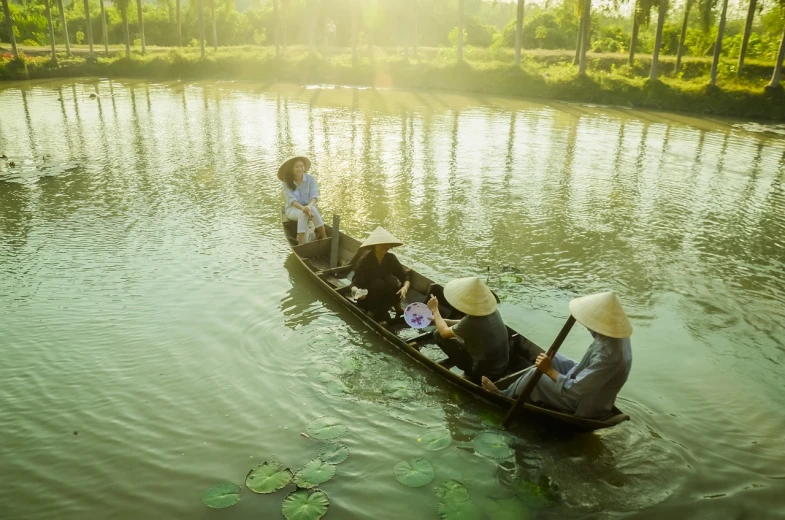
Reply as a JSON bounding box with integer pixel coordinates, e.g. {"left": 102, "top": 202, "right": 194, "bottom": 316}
{"left": 277, "top": 156, "right": 311, "bottom": 181}
{"left": 443, "top": 277, "right": 497, "bottom": 317}
{"left": 568, "top": 291, "right": 632, "bottom": 339}
{"left": 360, "top": 227, "right": 403, "bottom": 249}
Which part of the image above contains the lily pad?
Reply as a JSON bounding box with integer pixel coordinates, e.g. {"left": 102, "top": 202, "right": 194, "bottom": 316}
{"left": 293, "top": 458, "right": 337, "bottom": 488}
{"left": 383, "top": 380, "right": 413, "bottom": 399}
{"left": 472, "top": 432, "right": 514, "bottom": 460}
{"left": 338, "top": 357, "right": 361, "bottom": 374}
{"left": 319, "top": 443, "right": 350, "bottom": 464}
{"left": 307, "top": 364, "right": 341, "bottom": 383}
{"left": 245, "top": 461, "right": 292, "bottom": 494}
{"left": 434, "top": 480, "right": 470, "bottom": 504}
{"left": 484, "top": 497, "right": 531, "bottom": 520}
{"left": 281, "top": 488, "right": 330, "bottom": 520}
{"left": 437, "top": 499, "right": 482, "bottom": 520}
{"left": 326, "top": 380, "right": 352, "bottom": 396}
{"left": 201, "top": 482, "right": 241, "bottom": 509}
{"left": 306, "top": 416, "right": 347, "bottom": 440}
{"left": 418, "top": 429, "right": 452, "bottom": 452}
{"left": 393, "top": 457, "right": 435, "bottom": 488}
{"left": 513, "top": 477, "right": 559, "bottom": 508}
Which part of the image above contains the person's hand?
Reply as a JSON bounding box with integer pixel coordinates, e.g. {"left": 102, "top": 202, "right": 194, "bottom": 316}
{"left": 535, "top": 353, "right": 552, "bottom": 374}
{"left": 427, "top": 295, "right": 439, "bottom": 314}
{"left": 302, "top": 206, "right": 313, "bottom": 217}
{"left": 396, "top": 286, "right": 408, "bottom": 300}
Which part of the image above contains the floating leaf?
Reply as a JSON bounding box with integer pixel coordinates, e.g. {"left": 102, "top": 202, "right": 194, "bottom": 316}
{"left": 245, "top": 461, "right": 292, "bottom": 494}
{"left": 306, "top": 416, "right": 347, "bottom": 440}
{"left": 418, "top": 429, "right": 452, "bottom": 452}
{"left": 513, "top": 478, "right": 559, "bottom": 508}
{"left": 201, "top": 482, "right": 241, "bottom": 509}
{"left": 484, "top": 497, "right": 531, "bottom": 520}
{"left": 478, "top": 411, "right": 503, "bottom": 428}
{"left": 383, "top": 380, "right": 413, "bottom": 399}
{"left": 472, "top": 432, "right": 514, "bottom": 460}
{"left": 293, "top": 458, "right": 337, "bottom": 488}
{"left": 319, "top": 443, "right": 350, "bottom": 464}
{"left": 281, "top": 488, "right": 329, "bottom": 520}
{"left": 434, "top": 480, "right": 470, "bottom": 504}
{"left": 394, "top": 457, "right": 435, "bottom": 488}
{"left": 326, "top": 380, "right": 352, "bottom": 396}
{"left": 437, "top": 499, "right": 482, "bottom": 520}
{"left": 338, "top": 358, "right": 361, "bottom": 374}
{"left": 307, "top": 364, "right": 341, "bottom": 383}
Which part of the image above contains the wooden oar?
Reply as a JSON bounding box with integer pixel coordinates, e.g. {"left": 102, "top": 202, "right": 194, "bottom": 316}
{"left": 502, "top": 315, "right": 576, "bottom": 428}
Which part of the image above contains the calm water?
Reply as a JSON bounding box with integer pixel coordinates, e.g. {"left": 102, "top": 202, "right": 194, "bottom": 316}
{"left": 1, "top": 79, "right": 784, "bottom": 520}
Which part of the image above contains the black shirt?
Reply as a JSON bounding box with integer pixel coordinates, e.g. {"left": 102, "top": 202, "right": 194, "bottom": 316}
{"left": 352, "top": 251, "right": 409, "bottom": 288}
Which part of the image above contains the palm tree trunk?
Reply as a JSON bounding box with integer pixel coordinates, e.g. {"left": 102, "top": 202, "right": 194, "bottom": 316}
{"left": 737, "top": 0, "right": 757, "bottom": 75}
{"left": 351, "top": 0, "right": 357, "bottom": 64}
{"left": 281, "top": 0, "right": 287, "bottom": 49}
{"left": 514, "top": 0, "right": 524, "bottom": 66}
{"left": 578, "top": 0, "right": 591, "bottom": 75}
{"left": 44, "top": 0, "right": 58, "bottom": 64}
{"left": 210, "top": 0, "right": 217, "bottom": 50}
{"left": 122, "top": 8, "right": 130, "bottom": 58}
{"left": 99, "top": 0, "right": 109, "bottom": 56}
{"left": 649, "top": 0, "right": 667, "bottom": 80}
{"left": 56, "top": 0, "right": 71, "bottom": 57}
{"left": 675, "top": 0, "right": 692, "bottom": 73}
{"left": 709, "top": 0, "right": 729, "bottom": 86}
{"left": 83, "top": 0, "right": 95, "bottom": 58}
{"left": 628, "top": 0, "right": 639, "bottom": 66}
{"left": 2, "top": 0, "right": 19, "bottom": 59}
{"left": 457, "top": 0, "right": 464, "bottom": 61}
{"left": 273, "top": 0, "right": 279, "bottom": 57}
{"left": 135, "top": 0, "right": 146, "bottom": 54}
{"left": 573, "top": 14, "right": 583, "bottom": 65}
{"left": 176, "top": 0, "right": 181, "bottom": 46}
{"left": 412, "top": 0, "right": 417, "bottom": 55}
{"left": 766, "top": 29, "right": 785, "bottom": 88}
{"left": 198, "top": 0, "right": 205, "bottom": 57}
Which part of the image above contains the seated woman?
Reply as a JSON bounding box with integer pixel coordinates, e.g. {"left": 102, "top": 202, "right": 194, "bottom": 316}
{"left": 279, "top": 156, "right": 327, "bottom": 245}
{"left": 351, "top": 227, "right": 411, "bottom": 320}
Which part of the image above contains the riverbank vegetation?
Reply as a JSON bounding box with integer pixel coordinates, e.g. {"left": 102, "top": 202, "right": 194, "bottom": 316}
{"left": 2, "top": 0, "right": 785, "bottom": 118}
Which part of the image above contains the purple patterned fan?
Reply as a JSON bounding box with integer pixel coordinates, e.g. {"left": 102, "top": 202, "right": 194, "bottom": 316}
{"left": 404, "top": 302, "right": 433, "bottom": 329}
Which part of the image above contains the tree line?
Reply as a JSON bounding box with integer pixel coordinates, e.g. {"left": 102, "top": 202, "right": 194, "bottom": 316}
{"left": 2, "top": 0, "right": 785, "bottom": 87}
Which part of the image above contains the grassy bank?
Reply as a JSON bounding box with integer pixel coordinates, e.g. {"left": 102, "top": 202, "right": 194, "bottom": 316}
{"left": 2, "top": 45, "right": 784, "bottom": 120}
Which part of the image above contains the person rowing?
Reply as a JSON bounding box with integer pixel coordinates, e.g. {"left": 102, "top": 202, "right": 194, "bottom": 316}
{"left": 482, "top": 291, "right": 633, "bottom": 418}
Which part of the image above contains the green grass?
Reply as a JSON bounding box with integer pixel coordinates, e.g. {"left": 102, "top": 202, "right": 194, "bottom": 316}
{"left": 2, "top": 45, "right": 783, "bottom": 120}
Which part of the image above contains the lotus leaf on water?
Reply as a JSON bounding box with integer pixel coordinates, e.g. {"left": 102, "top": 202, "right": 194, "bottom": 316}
{"left": 434, "top": 479, "right": 470, "bottom": 504}
{"left": 472, "top": 432, "right": 514, "bottom": 460}
{"left": 338, "top": 357, "right": 361, "bottom": 374}
{"left": 245, "top": 461, "right": 292, "bottom": 494}
{"left": 393, "top": 457, "right": 435, "bottom": 488}
{"left": 437, "top": 498, "right": 482, "bottom": 520}
{"left": 484, "top": 497, "right": 531, "bottom": 520}
{"left": 382, "top": 380, "right": 413, "bottom": 399}
{"left": 293, "top": 458, "right": 337, "bottom": 488}
{"left": 306, "top": 416, "right": 348, "bottom": 440}
{"left": 319, "top": 443, "right": 350, "bottom": 464}
{"left": 326, "top": 380, "right": 352, "bottom": 396}
{"left": 417, "top": 429, "right": 452, "bottom": 451}
{"left": 306, "top": 364, "right": 342, "bottom": 383}
{"left": 201, "top": 482, "right": 241, "bottom": 509}
{"left": 281, "top": 488, "right": 330, "bottom": 520}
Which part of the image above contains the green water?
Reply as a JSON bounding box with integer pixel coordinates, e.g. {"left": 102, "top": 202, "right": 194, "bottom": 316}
{"left": 1, "top": 79, "right": 784, "bottom": 519}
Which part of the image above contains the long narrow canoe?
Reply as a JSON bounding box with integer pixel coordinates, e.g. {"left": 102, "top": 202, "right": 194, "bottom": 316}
{"left": 283, "top": 213, "right": 630, "bottom": 432}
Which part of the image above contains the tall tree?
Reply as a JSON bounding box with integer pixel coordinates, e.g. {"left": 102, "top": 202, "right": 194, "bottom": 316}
{"left": 629, "top": 0, "right": 640, "bottom": 66}
{"left": 574, "top": 14, "right": 583, "bottom": 65}
{"left": 281, "top": 0, "right": 287, "bottom": 48}
{"left": 99, "top": 0, "right": 109, "bottom": 55}
{"left": 55, "top": 0, "right": 71, "bottom": 57}
{"left": 577, "top": 0, "right": 591, "bottom": 75}
{"left": 412, "top": 0, "right": 417, "bottom": 55}
{"left": 83, "top": 0, "right": 95, "bottom": 58}
{"left": 197, "top": 0, "right": 205, "bottom": 57}
{"left": 709, "top": 0, "right": 729, "bottom": 86}
{"left": 514, "top": 0, "right": 525, "bottom": 66}
{"left": 2, "top": 0, "right": 19, "bottom": 60}
{"left": 737, "top": 0, "right": 758, "bottom": 75}
{"left": 351, "top": 0, "right": 357, "bottom": 64}
{"left": 115, "top": 0, "right": 131, "bottom": 57}
{"left": 135, "top": 0, "right": 146, "bottom": 54}
{"left": 675, "top": 0, "right": 693, "bottom": 73}
{"left": 767, "top": 27, "right": 785, "bottom": 88}
{"left": 649, "top": 0, "right": 668, "bottom": 80}
{"left": 176, "top": 0, "right": 181, "bottom": 46}
{"left": 273, "top": 0, "right": 279, "bottom": 56}
{"left": 44, "top": 0, "right": 58, "bottom": 64}
{"left": 209, "top": 0, "right": 217, "bottom": 49}
{"left": 457, "top": 0, "right": 464, "bottom": 61}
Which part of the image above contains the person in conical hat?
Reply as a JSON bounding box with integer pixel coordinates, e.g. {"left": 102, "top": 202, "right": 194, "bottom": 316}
{"left": 350, "top": 227, "right": 411, "bottom": 320}
{"left": 426, "top": 277, "right": 509, "bottom": 384}
{"left": 482, "top": 291, "right": 633, "bottom": 418}
{"left": 279, "top": 156, "right": 327, "bottom": 245}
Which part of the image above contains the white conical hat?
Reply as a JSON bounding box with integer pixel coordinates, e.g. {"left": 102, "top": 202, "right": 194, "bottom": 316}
{"left": 360, "top": 227, "right": 403, "bottom": 249}
{"left": 568, "top": 291, "right": 632, "bottom": 338}
{"left": 443, "top": 277, "right": 497, "bottom": 317}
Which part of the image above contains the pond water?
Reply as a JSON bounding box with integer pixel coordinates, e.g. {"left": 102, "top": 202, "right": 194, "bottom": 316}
{"left": 1, "top": 79, "right": 784, "bottom": 519}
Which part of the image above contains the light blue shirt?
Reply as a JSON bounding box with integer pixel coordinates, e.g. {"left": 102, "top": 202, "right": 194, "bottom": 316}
{"left": 282, "top": 173, "right": 319, "bottom": 209}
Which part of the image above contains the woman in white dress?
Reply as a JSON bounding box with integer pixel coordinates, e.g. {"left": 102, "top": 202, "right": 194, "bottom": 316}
{"left": 278, "top": 156, "right": 327, "bottom": 245}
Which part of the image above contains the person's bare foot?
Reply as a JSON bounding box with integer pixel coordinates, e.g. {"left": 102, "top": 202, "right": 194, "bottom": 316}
{"left": 481, "top": 376, "right": 501, "bottom": 395}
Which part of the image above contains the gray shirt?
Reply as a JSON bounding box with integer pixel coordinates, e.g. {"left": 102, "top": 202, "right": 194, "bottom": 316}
{"left": 452, "top": 309, "right": 509, "bottom": 377}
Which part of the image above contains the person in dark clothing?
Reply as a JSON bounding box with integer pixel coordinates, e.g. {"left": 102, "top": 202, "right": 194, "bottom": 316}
{"left": 351, "top": 227, "right": 411, "bottom": 320}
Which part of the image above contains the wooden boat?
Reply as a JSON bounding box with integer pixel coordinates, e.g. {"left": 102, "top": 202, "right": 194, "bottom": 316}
{"left": 282, "top": 212, "right": 630, "bottom": 432}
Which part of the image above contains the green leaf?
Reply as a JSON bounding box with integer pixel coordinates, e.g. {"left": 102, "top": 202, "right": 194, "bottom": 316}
{"left": 201, "top": 482, "right": 241, "bottom": 509}
{"left": 281, "top": 489, "right": 330, "bottom": 520}
{"left": 393, "top": 457, "right": 435, "bottom": 488}
{"left": 293, "top": 458, "right": 337, "bottom": 489}
{"left": 434, "top": 479, "right": 470, "bottom": 503}
{"left": 319, "top": 443, "right": 350, "bottom": 464}
{"left": 417, "top": 429, "right": 452, "bottom": 451}
{"left": 338, "top": 357, "right": 361, "bottom": 374}
{"left": 307, "top": 364, "right": 341, "bottom": 383}
{"left": 383, "top": 380, "right": 413, "bottom": 399}
{"left": 472, "top": 432, "right": 514, "bottom": 460}
{"left": 306, "top": 416, "right": 348, "bottom": 440}
{"left": 437, "top": 498, "right": 482, "bottom": 520}
{"left": 484, "top": 497, "right": 531, "bottom": 520}
{"left": 326, "top": 380, "right": 352, "bottom": 396}
{"left": 245, "top": 461, "right": 292, "bottom": 494}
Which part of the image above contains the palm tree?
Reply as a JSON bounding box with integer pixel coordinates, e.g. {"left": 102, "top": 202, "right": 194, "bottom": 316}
{"left": 767, "top": 27, "right": 785, "bottom": 88}
{"left": 273, "top": 0, "right": 280, "bottom": 57}
{"left": 176, "top": 0, "right": 181, "bottom": 46}
{"left": 649, "top": 0, "right": 668, "bottom": 80}
{"left": 628, "top": 0, "right": 640, "bottom": 65}
{"left": 351, "top": 0, "right": 357, "bottom": 64}
{"left": 44, "top": 0, "right": 58, "bottom": 64}
{"left": 737, "top": 0, "right": 758, "bottom": 75}
{"left": 577, "top": 0, "right": 591, "bottom": 75}
{"left": 135, "top": 0, "right": 146, "bottom": 54}
{"left": 514, "top": 0, "right": 525, "bottom": 66}
{"left": 197, "top": 0, "right": 206, "bottom": 57}
{"left": 99, "top": 0, "right": 109, "bottom": 55}
{"left": 209, "top": 0, "right": 217, "bottom": 49}
{"left": 2, "top": 0, "right": 20, "bottom": 59}
{"left": 675, "top": 0, "right": 693, "bottom": 73}
{"left": 457, "top": 0, "right": 464, "bottom": 61}
{"left": 55, "top": 0, "right": 71, "bottom": 57}
{"left": 281, "top": 0, "right": 288, "bottom": 49}
{"left": 115, "top": 0, "right": 132, "bottom": 57}
{"left": 82, "top": 0, "right": 95, "bottom": 58}
{"left": 709, "top": 0, "right": 729, "bottom": 86}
